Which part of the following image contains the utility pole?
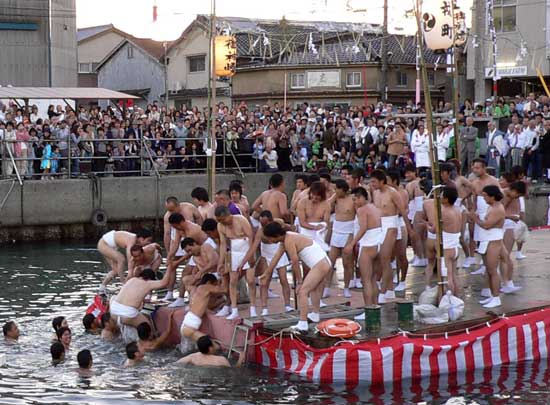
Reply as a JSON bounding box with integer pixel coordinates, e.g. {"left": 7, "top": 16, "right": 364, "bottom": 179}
{"left": 474, "top": 0, "right": 487, "bottom": 103}
{"left": 206, "top": 0, "right": 217, "bottom": 197}
{"left": 380, "top": 0, "right": 388, "bottom": 102}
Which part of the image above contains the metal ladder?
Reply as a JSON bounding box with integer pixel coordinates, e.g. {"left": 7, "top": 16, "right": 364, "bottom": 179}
{"left": 228, "top": 324, "right": 251, "bottom": 363}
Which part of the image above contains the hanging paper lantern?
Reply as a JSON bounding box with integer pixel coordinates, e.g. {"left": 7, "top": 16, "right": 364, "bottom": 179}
{"left": 214, "top": 35, "right": 237, "bottom": 77}
{"left": 421, "top": 0, "right": 454, "bottom": 51}
{"left": 453, "top": 6, "right": 467, "bottom": 46}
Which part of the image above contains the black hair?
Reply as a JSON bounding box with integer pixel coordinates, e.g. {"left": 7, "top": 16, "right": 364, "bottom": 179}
{"left": 309, "top": 181, "right": 327, "bottom": 200}
{"left": 263, "top": 222, "right": 286, "bottom": 238}
{"left": 351, "top": 168, "right": 365, "bottom": 180}
{"left": 334, "top": 179, "right": 349, "bottom": 192}
{"left": 319, "top": 172, "right": 331, "bottom": 182}
{"left": 137, "top": 322, "right": 152, "bottom": 340}
{"left": 52, "top": 316, "right": 65, "bottom": 332}
{"left": 341, "top": 164, "right": 354, "bottom": 173}
{"left": 404, "top": 163, "right": 417, "bottom": 174}
{"left": 100, "top": 312, "right": 111, "bottom": 328}
{"left": 370, "top": 169, "right": 387, "bottom": 182}
{"left": 229, "top": 179, "right": 243, "bottom": 187}
{"left": 2, "top": 321, "right": 15, "bottom": 336}
{"left": 197, "top": 335, "right": 214, "bottom": 354}
{"left": 214, "top": 205, "right": 231, "bottom": 217}
{"left": 229, "top": 183, "right": 242, "bottom": 195}
{"left": 510, "top": 181, "right": 526, "bottom": 195}
{"left": 472, "top": 158, "right": 486, "bottom": 167}
{"left": 199, "top": 273, "right": 218, "bottom": 285}
{"left": 82, "top": 314, "right": 95, "bottom": 331}
{"left": 512, "top": 165, "right": 525, "bottom": 178}
{"left": 191, "top": 187, "right": 209, "bottom": 202}
{"left": 295, "top": 174, "right": 308, "bottom": 183}
{"left": 168, "top": 213, "right": 184, "bottom": 224}
{"left": 259, "top": 210, "right": 273, "bottom": 221}
{"left": 166, "top": 196, "right": 179, "bottom": 204}
{"left": 77, "top": 349, "right": 92, "bottom": 369}
{"left": 440, "top": 163, "right": 454, "bottom": 174}
{"left": 181, "top": 237, "right": 196, "bottom": 249}
{"left": 387, "top": 169, "right": 400, "bottom": 185}
{"left": 50, "top": 342, "right": 65, "bottom": 361}
{"left": 269, "top": 173, "right": 284, "bottom": 188}
{"left": 140, "top": 268, "right": 156, "bottom": 281}
{"left": 307, "top": 174, "right": 320, "bottom": 186}
{"left": 215, "top": 189, "right": 231, "bottom": 199}
{"left": 483, "top": 185, "right": 503, "bottom": 201}
{"left": 201, "top": 218, "right": 218, "bottom": 232}
{"left": 442, "top": 186, "right": 458, "bottom": 205}
{"left": 351, "top": 187, "right": 369, "bottom": 200}
{"left": 126, "top": 341, "right": 139, "bottom": 359}
{"left": 135, "top": 228, "right": 152, "bottom": 239}
{"left": 56, "top": 326, "right": 71, "bottom": 341}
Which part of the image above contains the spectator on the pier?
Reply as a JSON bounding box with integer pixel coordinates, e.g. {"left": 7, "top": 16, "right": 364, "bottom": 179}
{"left": 459, "top": 117, "right": 479, "bottom": 175}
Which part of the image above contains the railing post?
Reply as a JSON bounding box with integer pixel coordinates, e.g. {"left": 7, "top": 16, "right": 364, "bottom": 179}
{"left": 67, "top": 133, "right": 72, "bottom": 178}
{"left": 140, "top": 136, "right": 144, "bottom": 176}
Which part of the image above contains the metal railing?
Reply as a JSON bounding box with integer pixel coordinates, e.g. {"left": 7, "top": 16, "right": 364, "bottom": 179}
{"left": 0, "top": 136, "right": 264, "bottom": 180}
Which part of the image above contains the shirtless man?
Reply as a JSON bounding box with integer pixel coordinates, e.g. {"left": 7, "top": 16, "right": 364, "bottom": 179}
{"left": 100, "top": 312, "right": 120, "bottom": 341}
{"left": 501, "top": 181, "right": 524, "bottom": 293}
{"left": 167, "top": 213, "right": 208, "bottom": 273}
{"left": 343, "top": 187, "right": 382, "bottom": 312}
{"left": 216, "top": 206, "right": 255, "bottom": 319}
{"left": 370, "top": 169, "right": 414, "bottom": 304}
{"left": 191, "top": 187, "right": 214, "bottom": 221}
{"left": 263, "top": 224, "right": 332, "bottom": 332}
{"left": 213, "top": 189, "right": 242, "bottom": 216}
{"left": 240, "top": 210, "right": 293, "bottom": 315}
{"left": 470, "top": 159, "right": 500, "bottom": 275}
{"left": 110, "top": 267, "right": 175, "bottom": 328}
{"left": 297, "top": 181, "right": 331, "bottom": 253}
{"left": 290, "top": 174, "right": 308, "bottom": 226}
{"left": 291, "top": 174, "right": 320, "bottom": 221}
{"left": 319, "top": 171, "right": 336, "bottom": 200}
{"left": 229, "top": 182, "right": 250, "bottom": 221}
{"left": 177, "top": 335, "right": 244, "bottom": 367}
{"left": 127, "top": 243, "right": 162, "bottom": 279}
{"left": 404, "top": 164, "right": 427, "bottom": 267}
{"left": 449, "top": 159, "right": 475, "bottom": 268}
{"left": 468, "top": 185, "right": 508, "bottom": 308}
{"left": 326, "top": 179, "right": 356, "bottom": 298}
{"left": 387, "top": 170, "right": 409, "bottom": 291}
{"left": 124, "top": 342, "right": 144, "bottom": 367}
{"left": 97, "top": 228, "right": 153, "bottom": 291}
{"left": 251, "top": 173, "right": 289, "bottom": 222}
{"left": 440, "top": 186, "right": 463, "bottom": 296}
{"left": 181, "top": 273, "right": 228, "bottom": 341}
{"left": 168, "top": 237, "right": 219, "bottom": 308}
{"left": 346, "top": 168, "right": 367, "bottom": 191}
{"left": 418, "top": 181, "right": 437, "bottom": 288}
{"left": 136, "top": 314, "right": 175, "bottom": 352}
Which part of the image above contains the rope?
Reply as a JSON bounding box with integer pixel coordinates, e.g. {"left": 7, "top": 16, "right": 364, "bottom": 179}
{"left": 0, "top": 179, "right": 16, "bottom": 213}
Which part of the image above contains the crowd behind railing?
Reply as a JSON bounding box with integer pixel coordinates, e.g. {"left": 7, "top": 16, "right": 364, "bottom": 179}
{"left": 1, "top": 93, "right": 550, "bottom": 182}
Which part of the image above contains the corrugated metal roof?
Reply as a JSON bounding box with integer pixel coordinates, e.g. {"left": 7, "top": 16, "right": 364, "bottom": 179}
{"left": 0, "top": 87, "right": 139, "bottom": 100}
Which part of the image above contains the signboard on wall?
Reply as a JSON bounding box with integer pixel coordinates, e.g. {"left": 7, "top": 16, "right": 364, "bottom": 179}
{"left": 307, "top": 71, "right": 340, "bottom": 88}
{"left": 484, "top": 66, "right": 527, "bottom": 78}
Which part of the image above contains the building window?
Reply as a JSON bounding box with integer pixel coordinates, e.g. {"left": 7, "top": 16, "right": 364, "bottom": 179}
{"left": 493, "top": 0, "right": 516, "bottom": 32}
{"left": 127, "top": 45, "right": 134, "bottom": 59}
{"left": 188, "top": 55, "right": 206, "bottom": 73}
{"left": 427, "top": 70, "right": 435, "bottom": 86}
{"left": 78, "top": 63, "right": 91, "bottom": 73}
{"left": 396, "top": 71, "right": 408, "bottom": 87}
{"left": 290, "top": 73, "right": 305, "bottom": 89}
{"left": 346, "top": 72, "right": 361, "bottom": 87}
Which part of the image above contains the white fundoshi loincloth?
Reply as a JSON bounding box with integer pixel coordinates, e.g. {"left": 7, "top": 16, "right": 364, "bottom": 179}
{"left": 358, "top": 227, "right": 382, "bottom": 250}
{"left": 298, "top": 241, "right": 330, "bottom": 269}
{"left": 230, "top": 238, "right": 251, "bottom": 272}
{"left": 181, "top": 311, "right": 202, "bottom": 332}
{"left": 110, "top": 297, "right": 140, "bottom": 319}
{"left": 443, "top": 231, "right": 461, "bottom": 258}
{"left": 474, "top": 196, "right": 489, "bottom": 242}
{"left": 299, "top": 221, "right": 330, "bottom": 251}
{"left": 171, "top": 227, "right": 185, "bottom": 256}
{"left": 380, "top": 215, "right": 398, "bottom": 244}
{"left": 330, "top": 219, "right": 354, "bottom": 248}
{"left": 101, "top": 230, "right": 117, "bottom": 249}
{"left": 261, "top": 241, "right": 289, "bottom": 269}
{"left": 477, "top": 227, "right": 504, "bottom": 255}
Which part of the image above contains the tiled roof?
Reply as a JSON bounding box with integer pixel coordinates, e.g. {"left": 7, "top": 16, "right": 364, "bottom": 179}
{"left": 129, "top": 37, "right": 170, "bottom": 61}
{"left": 76, "top": 24, "right": 114, "bottom": 42}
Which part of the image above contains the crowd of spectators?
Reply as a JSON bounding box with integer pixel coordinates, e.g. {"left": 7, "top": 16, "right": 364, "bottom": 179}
{"left": 1, "top": 93, "right": 550, "bottom": 182}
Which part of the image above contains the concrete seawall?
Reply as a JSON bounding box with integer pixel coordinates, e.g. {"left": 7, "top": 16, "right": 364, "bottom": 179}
{"left": 0, "top": 172, "right": 297, "bottom": 242}
{"left": 1, "top": 173, "right": 549, "bottom": 242}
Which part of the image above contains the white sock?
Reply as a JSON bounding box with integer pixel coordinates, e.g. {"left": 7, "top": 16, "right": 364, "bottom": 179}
{"left": 261, "top": 308, "right": 269, "bottom": 316}
{"left": 285, "top": 305, "right": 294, "bottom": 312}
{"left": 173, "top": 297, "right": 186, "bottom": 305}
{"left": 250, "top": 306, "right": 257, "bottom": 317}
{"left": 231, "top": 307, "right": 239, "bottom": 315}
{"left": 297, "top": 320, "right": 308, "bottom": 330}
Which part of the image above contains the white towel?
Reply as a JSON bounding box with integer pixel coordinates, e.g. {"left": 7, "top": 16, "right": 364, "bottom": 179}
{"left": 299, "top": 221, "right": 329, "bottom": 251}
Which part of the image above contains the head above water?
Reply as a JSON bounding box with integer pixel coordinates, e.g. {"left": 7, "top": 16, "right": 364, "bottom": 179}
{"left": 197, "top": 335, "right": 218, "bottom": 355}
{"left": 77, "top": 349, "right": 93, "bottom": 369}
{"left": 126, "top": 341, "right": 144, "bottom": 361}
{"left": 56, "top": 326, "right": 71, "bottom": 346}
{"left": 52, "top": 316, "right": 67, "bottom": 332}
{"left": 82, "top": 314, "right": 97, "bottom": 331}
{"left": 50, "top": 341, "right": 65, "bottom": 363}
{"left": 137, "top": 322, "right": 153, "bottom": 340}
{"left": 3, "top": 321, "right": 19, "bottom": 340}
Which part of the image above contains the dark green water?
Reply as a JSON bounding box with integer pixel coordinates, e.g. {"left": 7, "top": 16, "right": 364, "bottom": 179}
{"left": 0, "top": 241, "right": 548, "bottom": 404}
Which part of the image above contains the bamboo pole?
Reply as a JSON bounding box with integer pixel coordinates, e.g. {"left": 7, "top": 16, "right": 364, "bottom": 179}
{"left": 207, "top": 0, "right": 216, "bottom": 197}
{"left": 415, "top": 0, "right": 446, "bottom": 297}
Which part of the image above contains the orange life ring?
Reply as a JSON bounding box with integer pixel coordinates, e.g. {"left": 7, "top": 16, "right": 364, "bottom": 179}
{"left": 316, "top": 318, "right": 361, "bottom": 338}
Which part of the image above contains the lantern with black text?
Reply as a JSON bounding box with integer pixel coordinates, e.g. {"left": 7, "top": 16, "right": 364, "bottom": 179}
{"left": 215, "top": 35, "right": 237, "bottom": 77}
{"left": 453, "top": 6, "right": 467, "bottom": 46}
{"left": 421, "top": 0, "right": 454, "bottom": 51}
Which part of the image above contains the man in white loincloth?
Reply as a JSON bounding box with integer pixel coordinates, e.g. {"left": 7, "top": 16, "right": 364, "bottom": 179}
{"left": 501, "top": 181, "right": 524, "bottom": 293}
{"left": 387, "top": 170, "right": 409, "bottom": 292}
{"left": 127, "top": 243, "right": 162, "bottom": 279}
{"left": 97, "top": 228, "right": 153, "bottom": 291}
{"left": 289, "top": 174, "right": 308, "bottom": 230}
{"left": 404, "top": 164, "right": 427, "bottom": 267}
{"left": 110, "top": 267, "right": 175, "bottom": 328}
{"left": 251, "top": 173, "right": 289, "bottom": 225}
{"left": 296, "top": 181, "right": 331, "bottom": 253}
{"left": 370, "top": 169, "right": 414, "bottom": 304}
{"left": 326, "top": 179, "right": 356, "bottom": 298}
{"left": 240, "top": 210, "right": 293, "bottom": 316}
{"left": 216, "top": 206, "right": 255, "bottom": 319}
{"left": 440, "top": 186, "right": 463, "bottom": 296}
{"left": 344, "top": 187, "right": 382, "bottom": 313}
{"left": 263, "top": 223, "right": 332, "bottom": 332}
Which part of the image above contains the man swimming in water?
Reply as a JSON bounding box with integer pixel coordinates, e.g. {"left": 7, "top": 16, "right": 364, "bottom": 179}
{"left": 3, "top": 321, "right": 20, "bottom": 341}
{"left": 136, "top": 313, "right": 175, "bottom": 352}
{"left": 96, "top": 229, "right": 153, "bottom": 291}
{"left": 177, "top": 335, "right": 245, "bottom": 367}
{"left": 124, "top": 341, "right": 145, "bottom": 367}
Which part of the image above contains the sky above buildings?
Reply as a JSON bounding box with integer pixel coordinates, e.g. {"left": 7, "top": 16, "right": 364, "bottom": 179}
{"left": 76, "top": 0, "right": 472, "bottom": 41}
